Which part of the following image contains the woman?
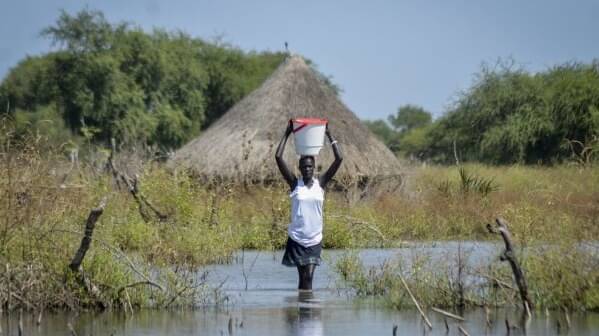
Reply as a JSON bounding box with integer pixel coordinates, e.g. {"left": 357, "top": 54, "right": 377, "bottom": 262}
{"left": 275, "top": 120, "right": 343, "bottom": 290}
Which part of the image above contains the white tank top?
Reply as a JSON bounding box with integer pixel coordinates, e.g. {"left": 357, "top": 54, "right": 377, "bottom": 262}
{"left": 288, "top": 178, "right": 324, "bottom": 247}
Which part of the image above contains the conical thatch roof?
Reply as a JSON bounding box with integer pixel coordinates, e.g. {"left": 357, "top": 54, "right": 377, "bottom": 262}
{"left": 169, "top": 55, "right": 402, "bottom": 181}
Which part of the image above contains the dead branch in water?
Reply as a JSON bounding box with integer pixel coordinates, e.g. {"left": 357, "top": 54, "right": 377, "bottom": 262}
{"left": 69, "top": 197, "right": 107, "bottom": 272}
{"left": 487, "top": 218, "right": 533, "bottom": 317}
{"left": 67, "top": 197, "right": 107, "bottom": 308}
{"left": 119, "top": 173, "right": 168, "bottom": 222}
{"left": 399, "top": 274, "right": 432, "bottom": 329}
{"left": 106, "top": 144, "right": 167, "bottom": 222}
{"left": 431, "top": 307, "right": 465, "bottom": 321}
{"left": 457, "top": 325, "right": 470, "bottom": 336}
{"left": 117, "top": 281, "right": 164, "bottom": 296}
{"left": 56, "top": 228, "right": 165, "bottom": 292}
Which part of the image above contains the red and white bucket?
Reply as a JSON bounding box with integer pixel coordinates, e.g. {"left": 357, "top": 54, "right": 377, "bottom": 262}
{"left": 292, "top": 118, "right": 328, "bottom": 156}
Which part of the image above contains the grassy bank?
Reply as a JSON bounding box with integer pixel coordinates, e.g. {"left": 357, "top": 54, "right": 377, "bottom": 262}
{"left": 334, "top": 241, "right": 599, "bottom": 312}
{"left": 1, "top": 134, "right": 598, "bottom": 310}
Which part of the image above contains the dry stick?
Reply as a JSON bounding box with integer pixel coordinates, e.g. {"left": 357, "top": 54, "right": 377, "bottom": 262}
{"left": 68, "top": 197, "right": 107, "bottom": 272}
{"left": 117, "top": 281, "right": 164, "bottom": 296}
{"left": 399, "top": 275, "right": 432, "bottom": 330}
{"left": 431, "top": 307, "right": 465, "bottom": 322}
{"left": 163, "top": 284, "right": 192, "bottom": 308}
{"left": 486, "top": 218, "right": 533, "bottom": 317}
{"left": 106, "top": 148, "right": 167, "bottom": 222}
{"left": 563, "top": 307, "right": 571, "bottom": 329}
{"left": 453, "top": 138, "right": 460, "bottom": 166}
{"left": 5, "top": 292, "right": 34, "bottom": 311}
{"left": 6, "top": 264, "right": 10, "bottom": 312}
{"left": 124, "top": 289, "right": 134, "bottom": 314}
{"left": 67, "top": 197, "right": 107, "bottom": 308}
{"left": 484, "top": 305, "right": 492, "bottom": 327}
{"left": 457, "top": 325, "right": 470, "bottom": 336}
{"left": 55, "top": 229, "right": 164, "bottom": 292}
{"left": 67, "top": 322, "right": 78, "bottom": 336}
{"left": 119, "top": 173, "right": 167, "bottom": 222}
{"left": 17, "top": 309, "right": 23, "bottom": 336}
{"left": 105, "top": 138, "right": 122, "bottom": 190}
{"left": 444, "top": 318, "right": 449, "bottom": 334}
{"left": 473, "top": 272, "right": 515, "bottom": 290}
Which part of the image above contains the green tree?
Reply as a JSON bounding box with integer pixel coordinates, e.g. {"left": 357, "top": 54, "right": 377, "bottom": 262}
{"left": 362, "top": 119, "right": 399, "bottom": 150}
{"left": 412, "top": 60, "right": 599, "bottom": 164}
{"left": 388, "top": 104, "right": 432, "bottom": 133}
{"left": 1, "top": 9, "right": 286, "bottom": 151}
{"left": 41, "top": 8, "right": 126, "bottom": 53}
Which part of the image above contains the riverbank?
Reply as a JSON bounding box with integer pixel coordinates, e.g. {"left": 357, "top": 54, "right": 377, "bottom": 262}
{"left": 1, "top": 137, "right": 598, "bottom": 311}
{"left": 4, "top": 248, "right": 598, "bottom": 336}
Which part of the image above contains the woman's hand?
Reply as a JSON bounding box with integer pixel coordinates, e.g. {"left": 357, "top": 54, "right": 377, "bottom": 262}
{"left": 285, "top": 120, "right": 293, "bottom": 137}
{"left": 325, "top": 123, "right": 333, "bottom": 141}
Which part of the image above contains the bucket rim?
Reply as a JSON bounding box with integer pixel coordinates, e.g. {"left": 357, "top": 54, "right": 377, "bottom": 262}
{"left": 292, "top": 118, "right": 328, "bottom": 125}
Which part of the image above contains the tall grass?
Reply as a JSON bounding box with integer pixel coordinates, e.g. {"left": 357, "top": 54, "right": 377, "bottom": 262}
{"left": 1, "top": 122, "right": 598, "bottom": 310}
{"left": 334, "top": 242, "right": 599, "bottom": 311}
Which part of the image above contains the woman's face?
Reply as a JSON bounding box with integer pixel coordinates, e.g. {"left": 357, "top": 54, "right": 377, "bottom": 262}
{"left": 299, "top": 157, "right": 315, "bottom": 180}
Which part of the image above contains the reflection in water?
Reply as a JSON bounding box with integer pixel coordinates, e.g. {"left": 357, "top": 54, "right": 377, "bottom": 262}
{"left": 285, "top": 291, "right": 323, "bottom": 336}
{"left": 3, "top": 248, "right": 599, "bottom": 335}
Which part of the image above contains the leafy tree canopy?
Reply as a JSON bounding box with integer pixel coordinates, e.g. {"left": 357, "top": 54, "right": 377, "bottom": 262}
{"left": 392, "top": 60, "right": 599, "bottom": 164}
{"left": 388, "top": 104, "right": 432, "bottom": 132}
{"left": 1, "top": 9, "right": 287, "bottom": 151}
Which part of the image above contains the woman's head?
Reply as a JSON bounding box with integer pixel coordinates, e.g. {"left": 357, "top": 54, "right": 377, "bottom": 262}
{"left": 298, "top": 155, "right": 315, "bottom": 180}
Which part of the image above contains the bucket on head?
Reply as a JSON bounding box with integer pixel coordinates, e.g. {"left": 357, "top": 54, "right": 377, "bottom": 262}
{"left": 292, "top": 118, "right": 328, "bottom": 156}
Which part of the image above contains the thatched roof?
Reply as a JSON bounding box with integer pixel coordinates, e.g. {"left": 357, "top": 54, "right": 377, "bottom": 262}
{"left": 169, "top": 55, "right": 402, "bottom": 181}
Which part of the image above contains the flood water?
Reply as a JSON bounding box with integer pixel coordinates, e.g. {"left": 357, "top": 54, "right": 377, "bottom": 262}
{"left": 3, "top": 242, "right": 599, "bottom": 335}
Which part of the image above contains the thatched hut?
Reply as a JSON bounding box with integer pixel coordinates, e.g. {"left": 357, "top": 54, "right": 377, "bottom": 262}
{"left": 169, "top": 55, "right": 402, "bottom": 184}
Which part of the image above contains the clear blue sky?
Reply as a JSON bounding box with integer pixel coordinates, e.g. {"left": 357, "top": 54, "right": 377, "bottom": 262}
{"left": 1, "top": 0, "right": 598, "bottom": 120}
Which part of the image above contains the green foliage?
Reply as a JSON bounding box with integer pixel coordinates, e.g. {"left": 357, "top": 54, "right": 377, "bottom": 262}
{"left": 388, "top": 104, "right": 432, "bottom": 132}
{"left": 362, "top": 119, "right": 399, "bottom": 150}
{"left": 364, "top": 105, "right": 432, "bottom": 157}
{"left": 334, "top": 252, "right": 397, "bottom": 297}
{"left": 336, "top": 242, "right": 599, "bottom": 310}
{"left": 0, "top": 9, "right": 286, "bottom": 151}
{"left": 524, "top": 244, "right": 599, "bottom": 310}
{"left": 0, "top": 55, "right": 57, "bottom": 111}
{"left": 1, "top": 123, "right": 598, "bottom": 310}
{"left": 395, "top": 124, "right": 433, "bottom": 158}
{"left": 335, "top": 249, "right": 473, "bottom": 309}
{"left": 457, "top": 167, "right": 498, "bottom": 196}
{"left": 436, "top": 167, "right": 498, "bottom": 198}
{"left": 400, "top": 60, "right": 599, "bottom": 164}
{"left": 201, "top": 43, "right": 286, "bottom": 126}
{"left": 41, "top": 9, "right": 124, "bottom": 53}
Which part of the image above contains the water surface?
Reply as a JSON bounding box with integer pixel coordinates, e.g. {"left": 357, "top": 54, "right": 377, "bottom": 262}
{"left": 3, "top": 243, "right": 598, "bottom": 335}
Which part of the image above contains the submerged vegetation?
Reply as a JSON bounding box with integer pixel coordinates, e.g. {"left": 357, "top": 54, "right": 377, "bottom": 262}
{"left": 335, "top": 241, "right": 599, "bottom": 312}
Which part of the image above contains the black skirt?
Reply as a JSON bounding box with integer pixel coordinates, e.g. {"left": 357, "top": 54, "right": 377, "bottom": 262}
{"left": 281, "top": 237, "right": 322, "bottom": 267}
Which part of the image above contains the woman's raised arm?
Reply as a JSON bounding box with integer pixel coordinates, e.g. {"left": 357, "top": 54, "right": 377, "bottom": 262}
{"left": 319, "top": 125, "right": 343, "bottom": 188}
{"left": 275, "top": 121, "right": 297, "bottom": 189}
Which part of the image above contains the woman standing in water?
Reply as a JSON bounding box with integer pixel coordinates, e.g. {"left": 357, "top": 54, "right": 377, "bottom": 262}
{"left": 275, "top": 120, "right": 343, "bottom": 290}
